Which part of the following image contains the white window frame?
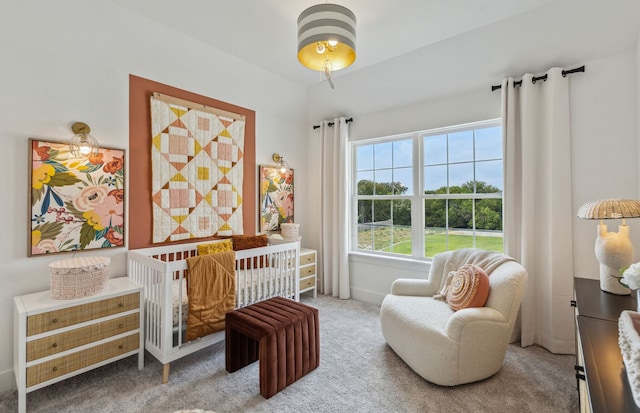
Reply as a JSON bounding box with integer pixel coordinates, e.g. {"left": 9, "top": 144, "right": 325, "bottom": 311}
{"left": 350, "top": 118, "right": 502, "bottom": 261}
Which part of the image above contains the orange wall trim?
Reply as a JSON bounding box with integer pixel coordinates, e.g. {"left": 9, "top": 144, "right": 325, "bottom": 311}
{"left": 128, "top": 75, "right": 256, "bottom": 250}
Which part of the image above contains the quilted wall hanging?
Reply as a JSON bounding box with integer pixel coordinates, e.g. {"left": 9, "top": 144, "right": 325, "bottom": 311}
{"left": 151, "top": 93, "right": 245, "bottom": 242}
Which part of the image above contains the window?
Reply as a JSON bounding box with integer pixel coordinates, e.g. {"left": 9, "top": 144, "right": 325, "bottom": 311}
{"left": 353, "top": 120, "right": 503, "bottom": 259}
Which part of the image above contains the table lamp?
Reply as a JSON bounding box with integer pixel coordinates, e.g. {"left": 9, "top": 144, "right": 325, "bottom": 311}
{"left": 577, "top": 199, "right": 640, "bottom": 294}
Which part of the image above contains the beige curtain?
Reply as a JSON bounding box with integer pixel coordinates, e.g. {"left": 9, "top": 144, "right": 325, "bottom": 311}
{"left": 502, "top": 68, "right": 575, "bottom": 354}
{"left": 320, "top": 117, "right": 350, "bottom": 299}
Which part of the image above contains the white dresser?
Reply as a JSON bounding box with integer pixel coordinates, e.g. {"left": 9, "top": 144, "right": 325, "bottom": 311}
{"left": 299, "top": 248, "right": 317, "bottom": 298}
{"left": 14, "top": 277, "right": 143, "bottom": 413}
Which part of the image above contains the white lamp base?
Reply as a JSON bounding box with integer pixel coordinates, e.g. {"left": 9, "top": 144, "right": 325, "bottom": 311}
{"left": 600, "top": 264, "right": 631, "bottom": 295}
{"left": 595, "top": 223, "right": 632, "bottom": 295}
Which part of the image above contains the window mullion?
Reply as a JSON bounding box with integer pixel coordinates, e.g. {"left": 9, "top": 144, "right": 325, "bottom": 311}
{"left": 412, "top": 134, "right": 423, "bottom": 258}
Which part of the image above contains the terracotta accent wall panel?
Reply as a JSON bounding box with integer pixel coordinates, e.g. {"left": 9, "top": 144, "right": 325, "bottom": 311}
{"left": 128, "top": 75, "right": 256, "bottom": 250}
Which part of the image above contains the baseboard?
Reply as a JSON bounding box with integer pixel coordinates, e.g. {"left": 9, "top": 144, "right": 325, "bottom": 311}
{"left": 350, "top": 287, "right": 386, "bottom": 306}
{"left": 0, "top": 367, "right": 15, "bottom": 394}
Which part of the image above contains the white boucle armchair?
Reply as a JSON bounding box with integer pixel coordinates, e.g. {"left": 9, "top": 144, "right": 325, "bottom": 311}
{"left": 379, "top": 248, "right": 527, "bottom": 386}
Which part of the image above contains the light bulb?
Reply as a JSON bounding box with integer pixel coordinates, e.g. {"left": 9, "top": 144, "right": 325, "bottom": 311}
{"left": 69, "top": 122, "right": 99, "bottom": 158}
{"left": 327, "top": 39, "right": 338, "bottom": 47}
{"left": 316, "top": 42, "right": 326, "bottom": 54}
{"left": 79, "top": 143, "right": 91, "bottom": 155}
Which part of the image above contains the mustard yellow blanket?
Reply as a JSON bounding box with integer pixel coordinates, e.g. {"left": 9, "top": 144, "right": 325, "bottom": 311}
{"left": 185, "top": 251, "right": 236, "bottom": 342}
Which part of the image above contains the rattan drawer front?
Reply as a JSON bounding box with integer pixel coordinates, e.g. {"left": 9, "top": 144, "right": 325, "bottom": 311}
{"left": 300, "top": 276, "right": 316, "bottom": 290}
{"left": 301, "top": 253, "right": 315, "bottom": 265}
{"left": 27, "top": 293, "right": 140, "bottom": 336}
{"left": 301, "top": 264, "right": 316, "bottom": 277}
{"left": 26, "top": 314, "right": 139, "bottom": 361}
{"left": 26, "top": 333, "right": 139, "bottom": 387}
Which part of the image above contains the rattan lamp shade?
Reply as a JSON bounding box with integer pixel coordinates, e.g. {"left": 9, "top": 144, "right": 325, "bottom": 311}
{"left": 577, "top": 199, "right": 640, "bottom": 220}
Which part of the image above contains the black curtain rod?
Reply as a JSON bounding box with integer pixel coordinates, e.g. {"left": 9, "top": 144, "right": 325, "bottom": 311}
{"left": 312, "top": 117, "right": 353, "bottom": 130}
{"left": 491, "top": 65, "right": 585, "bottom": 92}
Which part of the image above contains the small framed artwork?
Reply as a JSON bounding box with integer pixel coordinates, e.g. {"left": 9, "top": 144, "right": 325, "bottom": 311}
{"left": 29, "top": 138, "right": 126, "bottom": 256}
{"left": 259, "top": 165, "right": 294, "bottom": 231}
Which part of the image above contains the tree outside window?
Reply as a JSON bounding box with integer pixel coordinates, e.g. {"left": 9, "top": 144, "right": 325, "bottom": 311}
{"left": 353, "top": 120, "right": 502, "bottom": 259}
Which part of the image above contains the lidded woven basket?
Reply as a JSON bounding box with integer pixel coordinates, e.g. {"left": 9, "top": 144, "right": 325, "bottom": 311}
{"left": 49, "top": 256, "right": 110, "bottom": 300}
{"left": 280, "top": 223, "right": 300, "bottom": 241}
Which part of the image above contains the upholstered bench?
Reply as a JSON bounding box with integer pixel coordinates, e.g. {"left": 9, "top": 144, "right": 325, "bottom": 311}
{"left": 225, "top": 296, "right": 319, "bottom": 398}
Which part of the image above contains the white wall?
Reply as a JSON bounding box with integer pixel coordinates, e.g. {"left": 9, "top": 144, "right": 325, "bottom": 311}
{"left": 306, "top": 50, "right": 639, "bottom": 305}
{"left": 305, "top": 0, "right": 640, "bottom": 123}
{"left": 303, "top": 0, "right": 640, "bottom": 305}
{"left": 0, "top": 0, "right": 307, "bottom": 393}
{"left": 571, "top": 51, "right": 639, "bottom": 279}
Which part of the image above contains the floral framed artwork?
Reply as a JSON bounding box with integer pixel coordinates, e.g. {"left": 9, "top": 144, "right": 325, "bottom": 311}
{"left": 29, "top": 138, "right": 125, "bottom": 256}
{"left": 259, "top": 165, "right": 294, "bottom": 231}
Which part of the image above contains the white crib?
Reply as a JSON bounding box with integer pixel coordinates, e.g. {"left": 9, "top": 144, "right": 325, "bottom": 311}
{"left": 127, "top": 239, "right": 300, "bottom": 383}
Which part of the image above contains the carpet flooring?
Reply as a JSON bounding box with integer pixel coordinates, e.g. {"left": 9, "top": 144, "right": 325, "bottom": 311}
{"left": 0, "top": 294, "right": 578, "bottom": 412}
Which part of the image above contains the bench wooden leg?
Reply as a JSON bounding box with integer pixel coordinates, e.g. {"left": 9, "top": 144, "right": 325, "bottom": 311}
{"left": 162, "top": 363, "right": 170, "bottom": 384}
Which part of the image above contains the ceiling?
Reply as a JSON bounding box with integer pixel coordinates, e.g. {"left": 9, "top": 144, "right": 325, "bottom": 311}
{"left": 107, "top": 0, "right": 563, "bottom": 87}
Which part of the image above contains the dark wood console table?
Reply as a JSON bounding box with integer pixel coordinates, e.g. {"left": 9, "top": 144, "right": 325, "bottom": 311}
{"left": 573, "top": 277, "right": 640, "bottom": 412}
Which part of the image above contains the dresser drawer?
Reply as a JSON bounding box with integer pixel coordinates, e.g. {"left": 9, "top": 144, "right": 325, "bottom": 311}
{"left": 300, "top": 276, "right": 316, "bottom": 291}
{"left": 301, "top": 264, "right": 316, "bottom": 278}
{"left": 26, "top": 333, "right": 139, "bottom": 387}
{"left": 26, "top": 313, "right": 139, "bottom": 361}
{"left": 27, "top": 293, "right": 140, "bottom": 336}
{"left": 301, "top": 253, "right": 315, "bottom": 265}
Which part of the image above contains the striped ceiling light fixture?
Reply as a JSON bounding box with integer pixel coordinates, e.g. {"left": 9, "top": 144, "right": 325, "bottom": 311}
{"left": 297, "top": 3, "right": 357, "bottom": 72}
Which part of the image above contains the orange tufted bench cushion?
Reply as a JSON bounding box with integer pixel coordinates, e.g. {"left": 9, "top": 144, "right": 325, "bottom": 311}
{"left": 225, "top": 297, "right": 320, "bottom": 398}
